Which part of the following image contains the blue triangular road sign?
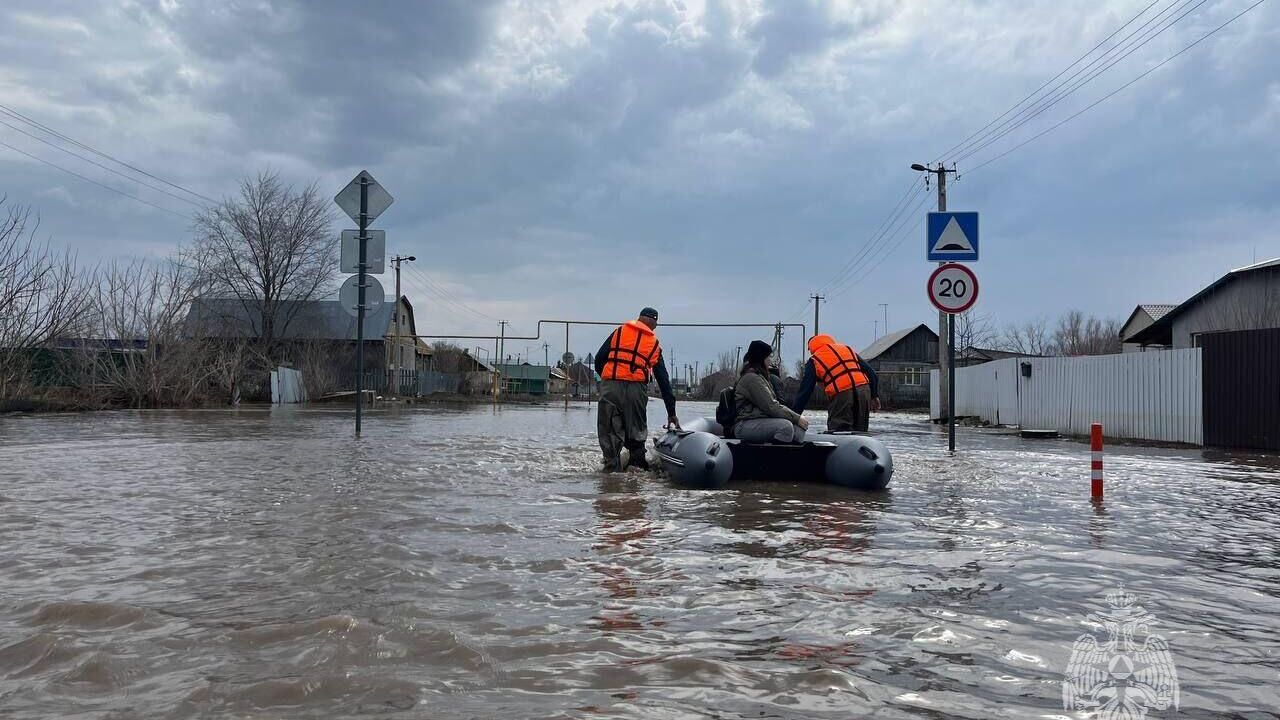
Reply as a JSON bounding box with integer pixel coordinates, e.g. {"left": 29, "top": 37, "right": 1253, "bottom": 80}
{"left": 927, "top": 212, "right": 979, "bottom": 261}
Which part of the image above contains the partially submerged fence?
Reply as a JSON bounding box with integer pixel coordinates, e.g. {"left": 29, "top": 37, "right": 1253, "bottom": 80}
{"left": 270, "top": 366, "right": 307, "bottom": 404}
{"left": 931, "top": 349, "right": 1203, "bottom": 445}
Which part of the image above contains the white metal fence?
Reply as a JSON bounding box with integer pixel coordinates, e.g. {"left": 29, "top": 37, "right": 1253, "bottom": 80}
{"left": 931, "top": 349, "right": 1203, "bottom": 444}
{"left": 271, "top": 366, "right": 307, "bottom": 404}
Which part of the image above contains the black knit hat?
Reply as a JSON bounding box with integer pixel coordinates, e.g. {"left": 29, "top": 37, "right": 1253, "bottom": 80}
{"left": 744, "top": 340, "right": 773, "bottom": 365}
{"left": 639, "top": 307, "right": 659, "bottom": 320}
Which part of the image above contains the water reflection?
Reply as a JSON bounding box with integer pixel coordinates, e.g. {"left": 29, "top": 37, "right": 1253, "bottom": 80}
{"left": 590, "top": 475, "right": 656, "bottom": 633}
{"left": 2, "top": 407, "right": 1280, "bottom": 718}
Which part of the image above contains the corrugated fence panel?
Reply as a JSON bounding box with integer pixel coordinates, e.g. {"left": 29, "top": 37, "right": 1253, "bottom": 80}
{"left": 1203, "top": 329, "right": 1278, "bottom": 450}
{"left": 271, "top": 366, "right": 307, "bottom": 404}
{"left": 947, "top": 349, "right": 1202, "bottom": 444}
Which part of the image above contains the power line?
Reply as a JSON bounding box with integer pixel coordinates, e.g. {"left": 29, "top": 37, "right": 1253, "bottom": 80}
{"left": 0, "top": 140, "right": 191, "bottom": 218}
{"left": 935, "top": 0, "right": 1167, "bottom": 163}
{"left": 0, "top": 117, "right": 208, "bottom": 208}
{"left": 953, "top": 0, "right": 1212, "bottom": 164}
{"left": 0, "top": 103, "right": 216, "bottom": 205}
{"left": 823, "top": 184, "right": 929, "bottom": 299}
{"left": 816, "top": 179, "right": 925, "bottom": 295}
{"left": 965, "top": 0, "right": 1270, "bottom": 175}
{"left": 833, "top": 0, "right": 1267, "bottom": 298}
{"left": 827, "top": 190, "right": 932, "bottom": 301}
{"left": 401, "top": 264, "right": 500, "bottom": 323}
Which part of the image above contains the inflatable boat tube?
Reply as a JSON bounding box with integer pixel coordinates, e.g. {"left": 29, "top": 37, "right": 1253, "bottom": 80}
{"left": 653, "top": 417, "right": 892, "bottom": 491}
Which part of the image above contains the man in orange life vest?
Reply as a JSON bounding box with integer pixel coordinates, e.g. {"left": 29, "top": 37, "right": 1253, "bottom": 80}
{"left": 791, "top": 334, "right": 880, "bottom": 432}
{"left": 593, "top": 307, "right": 679, "bottom": 472}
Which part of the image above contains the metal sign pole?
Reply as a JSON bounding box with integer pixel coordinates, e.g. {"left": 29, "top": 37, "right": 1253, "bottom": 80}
{"left": 356, "top": 177, "right": 368, "bottom": 435}
{"left": 948, "top": 312, "right": 956, "bottom": 452}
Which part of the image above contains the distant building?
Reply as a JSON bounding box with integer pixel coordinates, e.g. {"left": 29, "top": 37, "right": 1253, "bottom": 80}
{"left": 958, "top": 346, "right": 1039, "bottom": 367}
{"left": 185, "top": 295, "right": 430, "bottom": 387}
{"left": 1128, "top": 258, "right": 1280, "bottom": 349}
{"left": 563, "top": 361, "right": 599, "bottom": 397}
{"left": 495, "top": 362, "right": 551, "bottom": 395}
{"left": 549, "top": 366, "right": 569, "bottom": 394}
{"left": 859, "top": 323, "right": 939, "bottom": 407}
{"left": 1119, "top": 304, "right": 1176, "bottom": 352}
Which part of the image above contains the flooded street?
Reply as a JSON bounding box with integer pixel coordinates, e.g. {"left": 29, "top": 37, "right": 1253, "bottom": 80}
{"left": 1, "top": 402, "right": 1278, "bottom": 718}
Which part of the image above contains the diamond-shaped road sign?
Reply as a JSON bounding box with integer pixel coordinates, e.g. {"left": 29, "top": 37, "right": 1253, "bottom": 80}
{"left": 340, "top": 230, "right": 385, "bottom": 274}
{"left": 926, "top": 211, "right": 979, "bottom": 262}
{"left": 334, "top": 170, "right": 394, "bottom": 224}
{"left": 338, "top": 274, "right": 385, "bottom": 319}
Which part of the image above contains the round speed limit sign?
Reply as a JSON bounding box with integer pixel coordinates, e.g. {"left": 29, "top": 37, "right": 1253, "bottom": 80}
{"left": 927, "top": 263, "right": 979, "bottom": 314}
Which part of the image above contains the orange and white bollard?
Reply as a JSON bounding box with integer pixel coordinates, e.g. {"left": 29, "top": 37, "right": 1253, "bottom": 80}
{"left": 1090, "top": 422, "right": 1104, "bottom": 499}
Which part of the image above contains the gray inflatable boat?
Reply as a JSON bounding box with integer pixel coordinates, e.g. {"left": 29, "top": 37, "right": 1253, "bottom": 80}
{"left": 653, "top": 417, "right": 893, "bottom": 491}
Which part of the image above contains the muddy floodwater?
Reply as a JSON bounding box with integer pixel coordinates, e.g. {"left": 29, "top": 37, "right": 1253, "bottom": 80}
{"left": 1, "top": 402, "right": 1278, "bottom": 718}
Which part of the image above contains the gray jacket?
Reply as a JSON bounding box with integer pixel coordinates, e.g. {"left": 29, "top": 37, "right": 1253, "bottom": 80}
{"left": 735, "top": 371, "right": 803, "bottom": 424}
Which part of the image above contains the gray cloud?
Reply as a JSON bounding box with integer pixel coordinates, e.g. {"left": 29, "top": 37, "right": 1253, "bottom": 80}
{"left": 0, "top": 0, "right": 1276, "bottom": 360}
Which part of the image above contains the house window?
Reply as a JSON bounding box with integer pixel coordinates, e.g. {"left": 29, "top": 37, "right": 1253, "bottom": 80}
{"left": 902, "top": 367, "right": 922, "bottom": 386}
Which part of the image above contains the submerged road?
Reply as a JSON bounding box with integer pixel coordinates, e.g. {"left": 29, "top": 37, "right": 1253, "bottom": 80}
{"left": 0, "top": 403, "right": 1277, "bottom": 718}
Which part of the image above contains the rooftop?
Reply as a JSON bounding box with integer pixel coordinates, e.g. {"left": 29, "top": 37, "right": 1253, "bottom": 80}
{"left": 1128, "top": 257, "right": 1280, "bottom": 346}
{"left": 186, "top": 296, "right": 404, "bottom": 341}
{"left": 861, "top": 323, "right": 936, "bottom": 362}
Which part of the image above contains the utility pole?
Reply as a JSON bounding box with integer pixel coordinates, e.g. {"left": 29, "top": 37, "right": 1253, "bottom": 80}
{"left": 771, "top": 322, "right": 784, "bottom": 370}
{"left": 810, "top": 294, "right": 825, "bottom": 340}
{"left": 878, "top": 303, "right": 889, "bottom": 335}
{"left": 543, "top": 342, "right": 549, "bottom": 367}
{"left": 390, "top": 255, "right": 416, "bottom": 397}
{"left": 913, "top": 162, "right": 958, "bottom": 443}
{"left": 872, "top": 320, "right": 879, "bottom": 340}
{"left": 497, "top": 320, "right": 508, "bottom": 400}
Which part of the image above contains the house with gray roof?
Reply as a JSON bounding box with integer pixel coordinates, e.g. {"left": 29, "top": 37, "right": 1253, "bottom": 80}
{"left": 1127, "top": 258, "right": 1280, "bottom": 349}
{"left": 185, "top": 295, "right": 429, "bottom": 391}
{"left": 859, "top": 323, "right": 939, "bottom": 408}
{"left": 1120, "top": 303, "right": 1177, "bottom": 352}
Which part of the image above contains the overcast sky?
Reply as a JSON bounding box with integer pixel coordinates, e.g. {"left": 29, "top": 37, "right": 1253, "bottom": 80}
{"left": 1, "top": 0, "right": 1276, "bottom": 367}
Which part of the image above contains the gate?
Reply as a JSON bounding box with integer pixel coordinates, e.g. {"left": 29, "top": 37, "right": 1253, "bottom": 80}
{"left": 418, "top": 371, "right": 460, "bottom": 395}
{"left": 1201, "top": 328, "right": 1280, "bottom": 450}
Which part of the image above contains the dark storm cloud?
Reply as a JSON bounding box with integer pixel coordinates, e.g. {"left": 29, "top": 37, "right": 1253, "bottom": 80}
{"left": 132, "top": 0, "right": 504, "bottom": 165}
{"left": 0, "top": 0, "right": 1276, "bottom": 352}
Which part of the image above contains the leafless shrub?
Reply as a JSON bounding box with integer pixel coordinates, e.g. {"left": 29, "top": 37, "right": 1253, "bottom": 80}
{"left": 0, "top": 199, "right": 94, "bottom": 401}
{"left": 80, "top": 258, "right": 214, "bottom": 407}
{"left": 292, "top": 339, "right": 352, "bottom": 399}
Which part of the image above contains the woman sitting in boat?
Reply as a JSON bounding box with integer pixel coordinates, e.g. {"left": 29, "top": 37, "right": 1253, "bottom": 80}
{"left": 734, "top": 340, "right": 810, "bottom": 443}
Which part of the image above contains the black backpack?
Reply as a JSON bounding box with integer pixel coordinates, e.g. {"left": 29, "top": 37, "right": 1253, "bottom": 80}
{"left": 715, "top": 386, "right": 737, "bottom": 436}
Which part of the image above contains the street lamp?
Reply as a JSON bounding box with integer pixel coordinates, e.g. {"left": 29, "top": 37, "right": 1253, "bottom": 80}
{"left": 390, "top": 254, "right": 417, "bottom": 396}
{"left": 910, "top": 163, "right": 928, "bottom": 172}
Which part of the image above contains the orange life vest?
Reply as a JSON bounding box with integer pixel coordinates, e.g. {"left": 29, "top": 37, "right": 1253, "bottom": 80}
{"left": 601, "top": 320, "right": 661, "bottom": 383}
{"left": 808, "top": 334, "right": 869, "bottom": 397}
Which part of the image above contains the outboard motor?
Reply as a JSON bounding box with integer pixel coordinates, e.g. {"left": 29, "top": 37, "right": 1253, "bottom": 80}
{"left": 653, "top": 430, "right": 733, "bottom": 489}
{"left": 824, "top": 436, "right": 893, "bottom": 491}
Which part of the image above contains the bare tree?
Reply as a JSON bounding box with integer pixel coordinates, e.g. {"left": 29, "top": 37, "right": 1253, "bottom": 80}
{"left": 999, "top": 316, "right": 1053, "bottom": 356}
{"left": 83, "top": 258, "right": 215, "bottom": 407}
{"left": 717, "top": 348, "right": 741, "bottom": 376}
{"left": 1053, "top": 310, "right": 1122, "bottom": 356}
{"left": 292, "top": 339, "right": 354, "bottom": 399}
{"left": 192, "top": 172, "right": 337, "bottom": 361}
{"left": 954, "top": 310, "right": 997, "bottom": 351}
{"left": 429, "top": 342, "right": 470, "bottom": 373}
{"left": 0, "top": 199, "right": 94, "bottom": 400}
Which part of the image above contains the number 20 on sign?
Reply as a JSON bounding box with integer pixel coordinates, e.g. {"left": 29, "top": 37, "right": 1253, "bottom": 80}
{"left": 928, "top": 263, "right": 979, "bottom": 314}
